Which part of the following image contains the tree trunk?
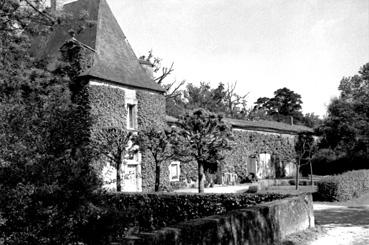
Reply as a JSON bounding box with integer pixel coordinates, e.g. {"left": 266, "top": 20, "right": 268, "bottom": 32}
{"left": 198, "top": 162, "right": 205, "bottom": 193}
{"left": 116, "top": 159, "right": 122, "bottom": 192}
{"left": 309, "top": 160, "right": 314, "bottom": 186}
{"left": 295, "top": 161, "right": 300, "bottom": 190}
{"left": 155, "top": 164, "right": 161, "bottom": 192}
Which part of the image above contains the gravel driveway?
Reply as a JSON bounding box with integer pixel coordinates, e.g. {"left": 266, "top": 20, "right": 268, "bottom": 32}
{"left": 309, "top": 204, "right": 369, "bottom": 245}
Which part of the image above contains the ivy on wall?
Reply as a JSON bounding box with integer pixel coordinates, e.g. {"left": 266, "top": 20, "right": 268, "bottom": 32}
{"left": 85, "top": 84, "right": 168, "bottom": 192}
{"left": 224, "top": 130, "right": 297, "bottom": 178}
{"left": 88, "top": 84, "right": 127, "bottom": 130}
{"left": 136, "top": 91, "right": 166, "bottom": 130}
{"left": 136, "top": 90, "right": 167, "bottom": 192}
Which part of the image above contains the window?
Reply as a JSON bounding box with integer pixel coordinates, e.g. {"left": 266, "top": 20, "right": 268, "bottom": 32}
{"left": 169, "top": 161, "right": 180, "bottom": 181}
{"left": 127, "top": 104, "right": 136, "bottom": 129}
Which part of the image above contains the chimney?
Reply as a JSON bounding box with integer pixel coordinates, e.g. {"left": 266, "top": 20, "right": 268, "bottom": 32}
{"left": 51, "top": 0, "right": 76, "bottom": 12}
{"left": 139, "top": 59, "right": 154, "bottom": 80}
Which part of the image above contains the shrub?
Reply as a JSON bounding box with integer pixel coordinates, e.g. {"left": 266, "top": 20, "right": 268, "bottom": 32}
{"left": 96, "top": 192, "right": 289, "bottom": 241}
{"left": 170, "top": 181, "right": 187, "bottom": 190}
{"left": 317, "top": 170, "right": 369, "bottom": 201}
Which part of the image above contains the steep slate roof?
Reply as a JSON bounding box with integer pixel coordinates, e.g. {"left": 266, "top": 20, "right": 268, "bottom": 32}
{"left": 165, "top": 115, "right": 313, "bottom": 134}
{"left": 39, "top": 0, "right": 164, "bottom": 92}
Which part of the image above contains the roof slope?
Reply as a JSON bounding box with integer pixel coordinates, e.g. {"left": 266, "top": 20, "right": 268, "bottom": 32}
{"left": 39, "top": 0, "right": 164, "bottom": 92}
{"left": 224, "top": 118, "right": 313, "bottom": 134}
{"left": 166, "top": 115, "right": 313, "bottom": 134}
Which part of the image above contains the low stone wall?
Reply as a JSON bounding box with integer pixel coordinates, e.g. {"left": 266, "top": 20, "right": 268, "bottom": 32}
{"left": 123, "top": 193, "right": 314, "bottom": 245}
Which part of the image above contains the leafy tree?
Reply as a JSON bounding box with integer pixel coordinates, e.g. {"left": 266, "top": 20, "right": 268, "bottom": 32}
{"left": 295, "top": 132, "right": 318, "bottom": 189}
{"left": 138, "top": 127, "right": 182, "bottom": 192}
{"left": 301, "top": 113, "right": 322, "bottom": 128}
{"left": 175, "top": 109, "right": 232, "bottom": 193}
{"left": 184, "top": 82, "right": 225, "bottom": 113}
{"left": 183, "top": 82, "right": 249, "bottom": 119}
{"left": 253, "top": 87, "right": 303, "bottom": 124}
{"left": 0, "top": 2, "right": 105, "bottom": 243}
{"left": 95, "top": 128, "right": 138, "bottom": 192}
{"left": 318, "top": 63, "right": 369, "bottom": 171}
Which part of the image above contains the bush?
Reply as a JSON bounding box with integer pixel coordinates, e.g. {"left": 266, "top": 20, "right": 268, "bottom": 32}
{"left": 96, "top": 192, "right": 289, "bottom": 241}
{"left": 170, "top": 181, "right": 187, "bottom": 190}
{"left": 317, "top": 170, "right": 369, "bottom": 201}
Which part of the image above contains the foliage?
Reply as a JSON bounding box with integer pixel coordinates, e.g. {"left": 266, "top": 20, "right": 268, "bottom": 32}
{"left": 0, "top": 2, "right": 104, "bottom": 243}
{"left": 183, "top": 82, "right": 249, "bottom": 119}
{"left": 223, "top": 130, "right": 296, "bottom": 179}
{"left": 97, "top": 192, "right": 289, "bottom": 239}
{"left": 94, "top": 128, "right": 138, "bottom": 192}
{"left": 139, "top": 50, "right": 186, "bottom": 117}
{"left": 318, "top": 63, "right": 369, "bottom": 171}
{"left": 300, "top": 113, "right": 322, "bottom": 128}
{"left": 175, "top": 109, "right": 233, "bottom": 192}
{"left": 253, "top": 87, "right": 304, "bottom": 124}
{"left": 138, "top": 127, "right": 180, "bottom": 191}
{"left": 317, "top": 170, "right": 369, "bottom": 201}
{"left": 294, "top": 132, "right": 318, "bottom": 189}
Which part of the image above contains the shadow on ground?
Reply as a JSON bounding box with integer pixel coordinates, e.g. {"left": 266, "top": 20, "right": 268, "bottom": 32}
{"left": 314, "top": 206, "right": 369, "bottom": 226}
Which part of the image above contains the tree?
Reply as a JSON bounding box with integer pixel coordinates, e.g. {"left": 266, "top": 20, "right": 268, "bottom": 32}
{"left": 175, "top": 109, "right": 232, "bottom": 193}
{"left": 95, "top": 128, "right": 138, "bottom": 192}
{"left": 184, "top": 82, "right": 225, "bottom": 113}
{"left": 139, "top": 51, "right": 186, "bottom": 117}
{"left": 301, "top": 113, "right": 322, "bottom": 128}
{"left": 253, "top": 87, "right": 303, "bottom": 124}
{"left": 138, "top": 127, "right": 181, "bottom": 192}
{"left": 295, "top": 132, "right": 318, "bottom": 189}
{"left": 223, "top": 82, "right": 249, "bottom": 118}
{"left": 318, "top": 63, "right": 369, "bottom": 171}
{"left": 183, "top": 82, "right": 249, "bottom": 118}
{"left": 0, "top": 2, "right": 104, "bottom": 243}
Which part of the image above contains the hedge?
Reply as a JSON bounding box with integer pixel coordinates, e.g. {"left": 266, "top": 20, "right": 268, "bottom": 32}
{"left": 317, "top": 169, "right": 369, "bottom": 201}
{"left": 97, "top": 192, "right": 289, "bottom": 240}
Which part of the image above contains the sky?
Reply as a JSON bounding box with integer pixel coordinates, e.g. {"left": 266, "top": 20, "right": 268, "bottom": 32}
{"left": 108, "top": 0, "right": 368, "bottom": 116}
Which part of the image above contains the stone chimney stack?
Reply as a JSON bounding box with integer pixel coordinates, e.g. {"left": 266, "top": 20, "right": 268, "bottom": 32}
{"left": 139, "top": 59, "right": 154, "bottom": 80}
{"left": 51, "top": 0, "right": 77, "bottom": 12}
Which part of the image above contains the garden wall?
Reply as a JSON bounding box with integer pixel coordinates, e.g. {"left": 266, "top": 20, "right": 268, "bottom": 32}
{"left": 129, "top": 193, "right": 314, "bottom": 245}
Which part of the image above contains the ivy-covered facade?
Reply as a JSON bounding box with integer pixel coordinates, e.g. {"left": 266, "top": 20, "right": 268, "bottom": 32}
{"left": 40, "top": 0, "right": 313, "bottom": 192}
{"left": 39, "top": 0, "right": 166, "bottom": 192}
{"left": 176, "top": 118, "right": 313, "bottom": 185}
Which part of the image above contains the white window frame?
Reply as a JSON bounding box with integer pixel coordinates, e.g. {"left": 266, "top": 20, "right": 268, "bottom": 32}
{"left": 169, "top": 161, "right": 180, "bottom": 182}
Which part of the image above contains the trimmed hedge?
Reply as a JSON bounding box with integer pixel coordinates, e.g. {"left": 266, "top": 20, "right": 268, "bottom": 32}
{"left": 317, "top": 170, "right": 369, "bottom": 201}
{"left": 97, "top": 192, "right": 289, "bottom": 239}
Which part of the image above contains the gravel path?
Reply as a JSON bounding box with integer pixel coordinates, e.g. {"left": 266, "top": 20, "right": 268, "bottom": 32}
{"left": 309, "top": 204, "right": 369, "bottom": 245}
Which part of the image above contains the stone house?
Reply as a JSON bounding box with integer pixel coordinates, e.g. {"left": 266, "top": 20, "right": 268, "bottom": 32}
{"left": 38, "top": 0, "right": 312, "bottom": 192}
{"left": 37, "top": 0, "right": 167, "bottom": 192}
{"left": 167, "top": 116, "right": 313, "bottom": 185}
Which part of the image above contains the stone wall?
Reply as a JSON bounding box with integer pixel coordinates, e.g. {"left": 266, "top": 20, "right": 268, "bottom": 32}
{"left": 126, "top": 193, "right": 314, "bottom": 245}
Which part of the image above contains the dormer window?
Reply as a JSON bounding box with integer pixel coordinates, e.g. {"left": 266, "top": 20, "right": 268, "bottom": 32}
{"left": 127, "top": 104, "right": 136, "bottom": 130}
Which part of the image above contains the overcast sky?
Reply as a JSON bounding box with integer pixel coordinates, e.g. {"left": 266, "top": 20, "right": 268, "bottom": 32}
{"left": 107, "top": 0, "right": 368, "bottom": 116}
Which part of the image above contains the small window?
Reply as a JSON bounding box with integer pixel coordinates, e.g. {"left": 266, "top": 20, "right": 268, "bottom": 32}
{"left": 169, "top": 161, "right": 180, "bottom": 181}
{"left": 127, "top": 104, "right": 136, "bottom": 129}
